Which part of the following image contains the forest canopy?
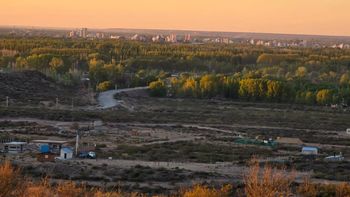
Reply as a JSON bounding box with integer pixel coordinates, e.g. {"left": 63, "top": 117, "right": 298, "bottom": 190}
{"left": 0, "top": 37, "right": 349, "bottom": 105}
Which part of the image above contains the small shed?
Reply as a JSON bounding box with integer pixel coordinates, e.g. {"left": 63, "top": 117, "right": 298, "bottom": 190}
{"left": 301, "top": 146, "right": 318, "bottom": 155}
{"left": 40, "top": 144, "right": 50, "bottom": 153}
{"left": 4, "top": 142, "right": 27, "bottom": 154}
{"left": 60, "top": 148, "right": 73, "bottom": 160}
{"left": 32, "top": 140, "right": 68, "bottom": 154}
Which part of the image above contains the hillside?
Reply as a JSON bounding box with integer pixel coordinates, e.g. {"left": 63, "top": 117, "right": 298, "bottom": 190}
{"left": 0, "top": 70, "right": 88, "bottom": 106}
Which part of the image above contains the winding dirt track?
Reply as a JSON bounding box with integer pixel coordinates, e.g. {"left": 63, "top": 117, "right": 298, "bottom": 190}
{"left": 97, "top": 87, "right": 148, "bottom": 109}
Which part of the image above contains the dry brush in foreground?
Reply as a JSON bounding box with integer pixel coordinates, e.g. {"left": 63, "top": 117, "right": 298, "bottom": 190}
{"left": 1, "top": 160, "right": 350, "bottom": 197}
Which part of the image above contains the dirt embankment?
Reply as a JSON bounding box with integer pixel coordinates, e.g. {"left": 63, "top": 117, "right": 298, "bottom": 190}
{"left": 0, "top": 70, "right": 89, "bottom": 106}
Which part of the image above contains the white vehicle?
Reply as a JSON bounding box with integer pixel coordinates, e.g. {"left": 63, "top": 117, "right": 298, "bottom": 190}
{"left": 325, "top": 153, "right": 344, "bottom": 162}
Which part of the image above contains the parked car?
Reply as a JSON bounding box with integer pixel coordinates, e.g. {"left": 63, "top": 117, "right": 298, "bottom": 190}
{"left": 78, "top": 151, "right": 96, "bottom": 159}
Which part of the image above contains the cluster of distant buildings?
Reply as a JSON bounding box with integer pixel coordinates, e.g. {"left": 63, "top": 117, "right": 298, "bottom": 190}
{"left": 330, "top": 43, "right": 350, "bottom": 49}
{"left": 130, "top": 33, "right": 192, "bottom": 43}
{"left": 248, "top": 39, "right": 309, "bottom": 48}
{"left": 66, "top": 28, "right": 350, "bottom": 48}
{"left": 247, "top": 39, "right": 350, "bottom": 49}
{"left": 68, "top": 28, "right": 105, "bottom": 39}
{"left": 68, "top": 28, "right": 192, "bottom": 43}
{"left": 4, "top": 27, "right": 350, "bottom": 48}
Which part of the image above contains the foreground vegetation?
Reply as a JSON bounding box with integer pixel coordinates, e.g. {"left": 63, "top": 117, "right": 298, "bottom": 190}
{"left": 2, "top": 160, "right": 350, "bottom": 197}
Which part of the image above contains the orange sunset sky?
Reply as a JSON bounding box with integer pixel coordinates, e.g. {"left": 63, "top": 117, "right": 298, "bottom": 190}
{"left": 1, "top": 0, "right": 350, "bottom": 36}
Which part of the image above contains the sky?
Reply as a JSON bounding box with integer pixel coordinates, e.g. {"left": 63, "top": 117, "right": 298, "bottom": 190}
{"left": 1, "top": 0, "right": 350, "bottom": 36}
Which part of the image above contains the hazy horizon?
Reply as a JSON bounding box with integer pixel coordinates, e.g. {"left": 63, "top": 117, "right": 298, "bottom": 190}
{"left": 1, "top": 0, "right": 350, "bottom": 37}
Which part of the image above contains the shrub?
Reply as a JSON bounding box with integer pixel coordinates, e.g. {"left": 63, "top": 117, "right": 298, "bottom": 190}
{"left": 182, "top": 185, "right": 231, "bottom": 197}
{"left": 97, "top": 81, "right": 112, "bottom": 92}
{"left": 244, "top": 158, "right": 295, "bottom": 197}
{"left": 149, "top": 80, "right": 167, "bottom": 97}
{"left": 336, "top": 183, "right": 350, "bottom": 197}
{"left": 297, "top": 177, "right": 317, "bottom": 197}
{"left": 0, "top": 161, "right": 25, "bottom": 197}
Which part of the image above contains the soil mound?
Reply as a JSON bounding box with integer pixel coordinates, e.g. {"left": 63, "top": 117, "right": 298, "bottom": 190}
{"left": 0, "top": 70, "right": 82, "bottom": 105}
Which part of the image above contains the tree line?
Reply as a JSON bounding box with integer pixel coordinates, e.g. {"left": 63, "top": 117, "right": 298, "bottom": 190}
{"left": 1, "top": 37, "right": 350, "bottom": 93}
{"left": 149, "top": 73, "right": 350, "bottom": 105}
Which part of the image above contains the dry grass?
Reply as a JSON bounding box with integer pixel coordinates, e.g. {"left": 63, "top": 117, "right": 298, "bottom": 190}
{"left": 2, "top": 159, "right": 350, "bottom": 196}
{"left": 0, "top": 161, "right": 26, "bottom": 197}
{"left": 297, "top": 177, "right": 318, "bottom": 197}
{"left": 243, "top": 158, "right": 295, "bottom": 197}
{"left": 335, "top": 183, "right": 350, "bottom": 197}
{"left": 182, "top": 185, "right": 231, "bottom": 197}
{"left": 22, "top": 178, "right": 52, "bottom": 197}
{"left": 297, "top": 176, "right": 350, "bottom": 197}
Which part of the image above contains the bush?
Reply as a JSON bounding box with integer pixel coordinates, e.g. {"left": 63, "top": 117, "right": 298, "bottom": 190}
{"left": 182, "top": 185, "right": 231, "bottom": 197}
{"left": 96, "top": 81, "right": 112, "bottom": 92}
{"left": 148, "top": 80, "right": 167, "bottom": 97}
{"left": 0, "top": 161, "right": 25, "bottom": 197}
{"left": 244, "top": 158, "right": 295, "bottom": 197}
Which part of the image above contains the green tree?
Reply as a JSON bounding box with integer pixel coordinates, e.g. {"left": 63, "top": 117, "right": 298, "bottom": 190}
{"left": 223, "top": 76, "right": 239, "bottom": 98}
{"left": 304, "top": 91, "right": 316, "bottom": 105}
{"left": 340, "top": 73, "right": 350, "bottom": 86}
{"left": 88, "top": 58, "right": 106, "bottom": 84}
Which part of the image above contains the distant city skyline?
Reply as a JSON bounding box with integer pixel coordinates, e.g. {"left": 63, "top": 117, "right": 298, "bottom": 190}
{"left": 1, "top": 0, "right": 350, "bottom": 36}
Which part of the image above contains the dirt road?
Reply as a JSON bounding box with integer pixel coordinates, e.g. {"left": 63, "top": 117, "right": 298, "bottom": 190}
{"left": 75, "top": 158, "right": 313, "bottom": 183}
{"left": 97, "top": 87, "right": 148, "bottom": 109}
{"left": 77, "top": 158, "right": 246, "bottom": 178}
{"left": 113, "top": 123, "right": 244, "bottom": 136}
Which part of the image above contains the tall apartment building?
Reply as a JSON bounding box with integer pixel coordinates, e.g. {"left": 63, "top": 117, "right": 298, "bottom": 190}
{"left": 79, "top": 28, "right": 88, "bottom": 38}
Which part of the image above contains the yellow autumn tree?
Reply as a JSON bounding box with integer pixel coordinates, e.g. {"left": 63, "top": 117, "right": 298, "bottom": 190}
{"left": 182, "top": 77, "right": 198, "bottom": 97}
{"left": 149, "top": 79, "right": 167, "bottom": 97}
{"left": 295, "top": 66, "right": 308, "bottom": 78}
{"left": 340, "top": 73, "right": 350, "bottom": 86}
{"left": 316, "top": 89, "right": 333, "bottom": 105}
{"left": 96, "top": 81, "right": 112, "bottom": 92}
{"left": 199, "top": 74, "right": 218, "bottom": 98}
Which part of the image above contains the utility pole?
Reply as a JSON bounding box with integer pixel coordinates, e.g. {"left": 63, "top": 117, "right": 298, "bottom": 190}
{"left": 5, "top": 96, "right": 8, "bottom": 107}
{"left": 71, "top": 98, "right": 74, "bottom": 110}
{"left": 88, "top": 81, "right": 94, "bottom": 104}
{"left": 75, "top": 131, "right": 79, "bottom": 156}
{"left": 55, "top": 97, "right": 59, "bottom": 109}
